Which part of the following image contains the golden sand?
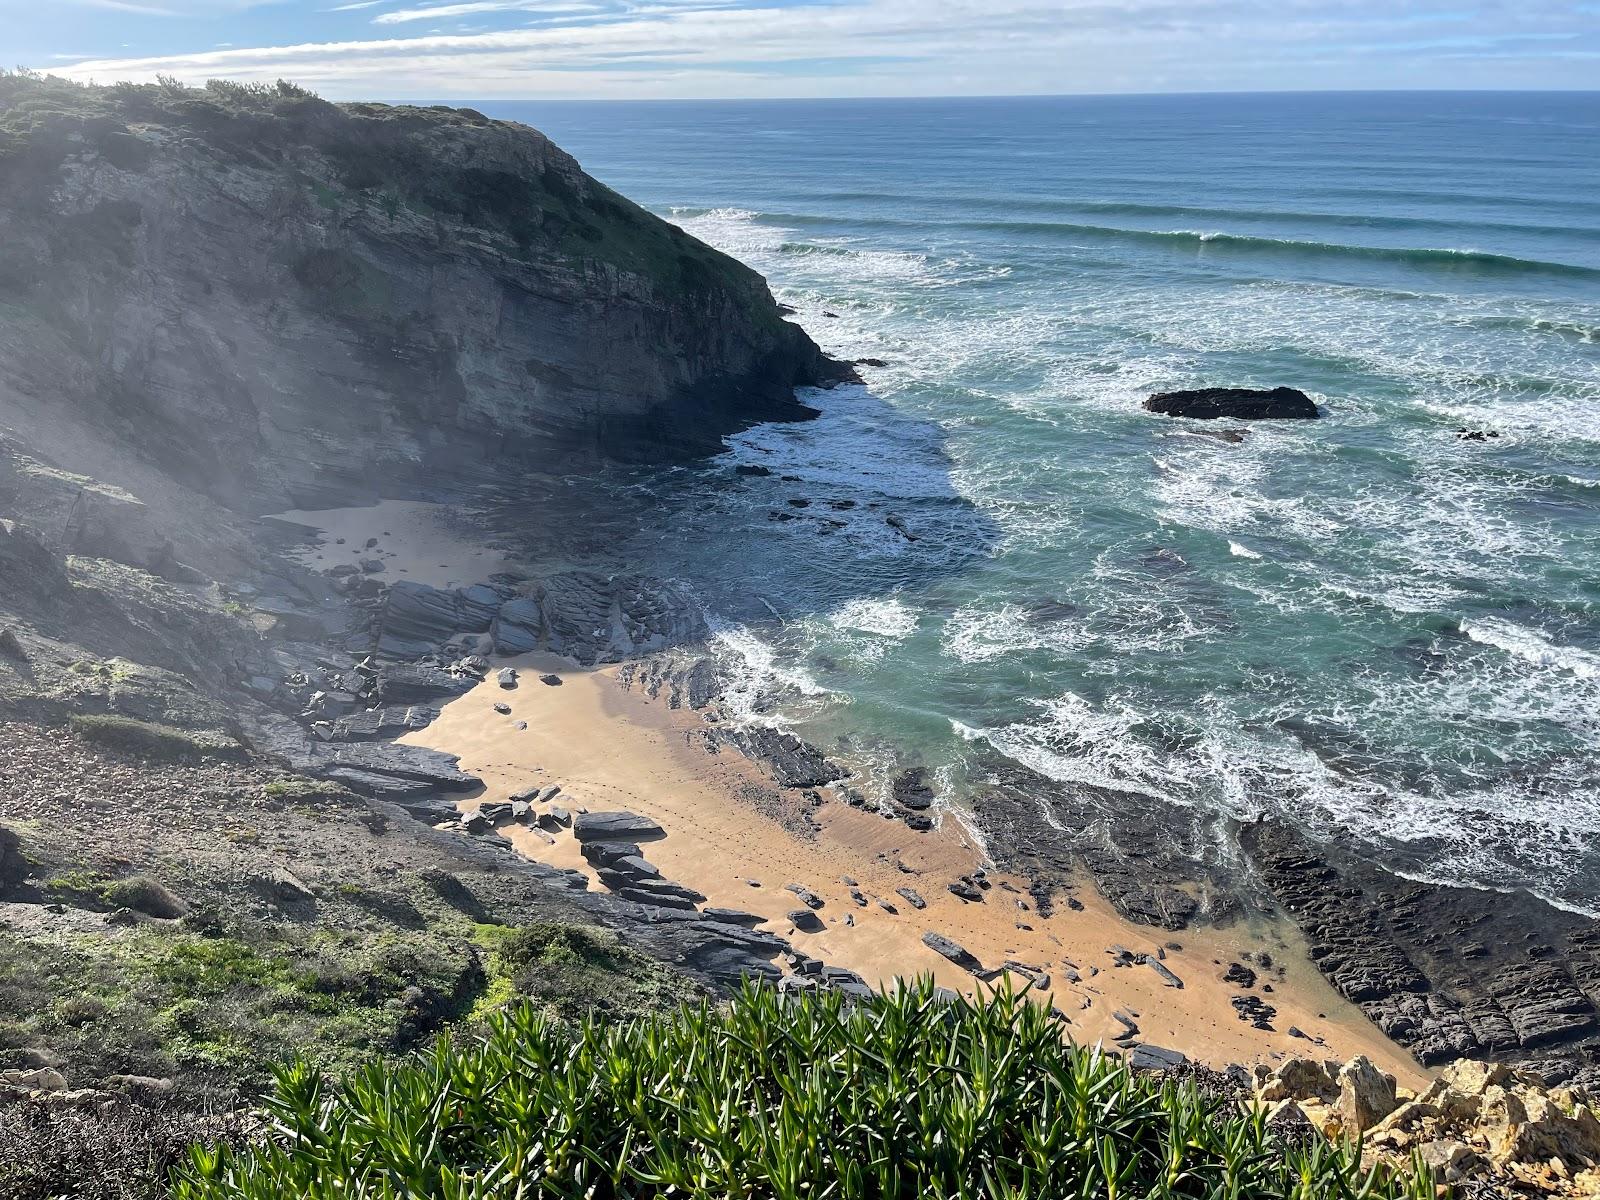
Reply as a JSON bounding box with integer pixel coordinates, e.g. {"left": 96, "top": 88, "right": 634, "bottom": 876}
{"left": 403, "top": 654, "right": 1425, "bottom": 1085}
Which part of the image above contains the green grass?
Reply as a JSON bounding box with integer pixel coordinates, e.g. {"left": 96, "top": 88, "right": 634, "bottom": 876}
{"left": 0, "top": 924, "right": 481, "bottom": 1091}
{"left": 473, "top": 921, "right": 703, "bottom": 1026}
{"left": 175, "top": 980, "right": 1433, "bottom": 1200}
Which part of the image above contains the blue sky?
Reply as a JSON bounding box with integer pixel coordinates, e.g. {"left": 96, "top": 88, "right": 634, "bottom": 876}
{"left": 11, "top": 0, "right": 1600, "bottom": 100}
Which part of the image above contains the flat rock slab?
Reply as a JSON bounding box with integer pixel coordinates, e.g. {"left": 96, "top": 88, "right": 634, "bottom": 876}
{"left": 895, "top": 886, "right": 926, "bottom": 910}
{"left": 700, "top": 907, "right": 767, "bottom": 928}
{"left": 922, "top": 932, "right": 984, "bottom": 975}
{"left": 376, "top": 663, "right": 478, "bottom": 704}
{"left": 581, "top": 841, "right": 642, "bottom": 867}
{"left": 573, "top": 811, "right": 665, "bottom": 842}
{"left": 1128, "top": 1044, "right": 1189, "bottom": 1072}
{"left": 784, "top": 884, "right": 824, "bottom": 910}
{"left": 304, "top": 743, "right": 478, "bottom": 792}
{"left": 1144, "top": 386, "right": 1318, "bottom": 421}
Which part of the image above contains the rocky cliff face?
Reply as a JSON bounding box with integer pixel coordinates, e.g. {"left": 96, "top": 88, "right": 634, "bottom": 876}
{"left": 0, "top": 76, "right": 840, "bottom": 517}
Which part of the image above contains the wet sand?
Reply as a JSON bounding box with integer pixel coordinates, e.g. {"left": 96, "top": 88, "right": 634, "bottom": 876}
{"left": 271, "top": 499, "right": 515, "bottom": 590}
{"left": 402, "top": 654, "right": 1426, "bottom": 1085}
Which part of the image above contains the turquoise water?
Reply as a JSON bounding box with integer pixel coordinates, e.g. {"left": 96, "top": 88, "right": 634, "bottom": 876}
{"left": 494, "top": 94, "right": 1600, "bottom": 912}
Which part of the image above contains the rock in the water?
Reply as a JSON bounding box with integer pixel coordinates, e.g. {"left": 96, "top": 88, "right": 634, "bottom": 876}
{"left": 1145, "top": 387, "right": 1318, "bottom": 421}
{"left": 723, "top": 726, "right": 847, "bottom": 789}
{"left": 573, "top": 810, "right": 665, "bottom": 842}
{"left": 1223, "top": 961, "right": 1258, "bottom": 988}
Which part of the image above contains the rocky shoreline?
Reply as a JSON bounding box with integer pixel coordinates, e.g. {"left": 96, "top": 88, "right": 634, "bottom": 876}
{"left": 2, "top": 73, "right": 1597, "bottom": 1200}
{"left": 294, "top": 546, "right": 1600, "bottom": 1087}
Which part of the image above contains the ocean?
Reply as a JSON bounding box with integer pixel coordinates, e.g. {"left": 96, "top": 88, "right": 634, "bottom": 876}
{"left": 487, "top": 92, "right": 1600, "bottom": 914}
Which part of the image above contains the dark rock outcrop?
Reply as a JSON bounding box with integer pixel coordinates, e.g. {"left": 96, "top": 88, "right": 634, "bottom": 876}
{"left": 0, "top": 825, "right": 29, "bottom": 894}
{"left": 0, "top": 76, "right": 845, "bottom": 518}
{"left": 1145, "top": 387, "right": 1318, "bottom": 421}
{"left": 1241, "top": 820, "right": 1600, "bottom": 1068}
{"left": 892, "top": 768, "right": 937, "bottom": 811}
{"left": 721, "top": 726, "right": 848, "bottom": 789}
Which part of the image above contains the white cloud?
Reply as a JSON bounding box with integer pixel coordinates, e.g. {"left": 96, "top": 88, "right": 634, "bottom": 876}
{"left": 36, "top": 0, "right": 1600, "bottom": 98}
{"left": 74, "top": 0, "right": 179, "bottom": 12}
{"left": 374, "top": 0, "right": 601, "bottom": 22}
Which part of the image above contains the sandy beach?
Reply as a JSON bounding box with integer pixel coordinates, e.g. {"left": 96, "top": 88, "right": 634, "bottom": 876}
{"left": 402, "top": 652, "right": 1425, "bottom": 1084}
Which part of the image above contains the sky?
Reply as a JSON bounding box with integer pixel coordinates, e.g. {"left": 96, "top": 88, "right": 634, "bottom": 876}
{"left": 9, "top": 0, "right": 1600, "bottom": 101}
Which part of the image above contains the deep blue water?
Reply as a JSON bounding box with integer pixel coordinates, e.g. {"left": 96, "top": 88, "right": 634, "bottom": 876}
{"left": 487, "top": 93, "right": 1600, "bottom": 912}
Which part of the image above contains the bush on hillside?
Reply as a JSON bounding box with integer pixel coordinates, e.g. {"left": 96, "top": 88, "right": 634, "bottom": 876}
{"left": 175, "top": 979, "right": 1433, "bottom": 1199}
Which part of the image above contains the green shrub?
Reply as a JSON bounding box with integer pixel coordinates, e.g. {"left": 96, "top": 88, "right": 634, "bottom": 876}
{"left": 478, "top": 920, "right": 701, "bottom": 1023}
{"left": 67, "top": 714, "right": 237, "bottom": 760}
{"left": 176, "top": 980, "right": 1433, "bottom": 1199}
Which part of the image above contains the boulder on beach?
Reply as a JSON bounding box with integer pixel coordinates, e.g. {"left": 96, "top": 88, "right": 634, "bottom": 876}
{"left": 1144, "top": 387, "right": 1318, "bottom": 421}
{"left": 789, "top": 909, "right": 826, "bottom": 934}
{"left": 922, "top": 931, "right": 984, "bottom": 975}
{"left": 573, "top": 810, "right": 665, "bottom": 842}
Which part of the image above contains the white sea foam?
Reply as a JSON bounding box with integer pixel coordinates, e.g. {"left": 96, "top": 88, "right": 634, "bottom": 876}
{"left": 659, "top": 174, "right": 1600, "bottom": 909}
{"left": 942, "top": 603, "right": 1092, "bottom": 664}
{"left": 1461, "top": 617, "right": 1600, "bottom": 680}
{"left": 973, "top": 691, "right": 1191, "bottom": 806}
{"left": 705, "top": 618, "right": 832, "bottom": 727}
{"left": 829, "top": 596, "right": 918, "bottom": 640}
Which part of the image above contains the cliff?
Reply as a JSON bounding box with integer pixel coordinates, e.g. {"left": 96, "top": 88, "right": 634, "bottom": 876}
{"left": 0, "top": 75, "right": 841, "bottom": 515}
